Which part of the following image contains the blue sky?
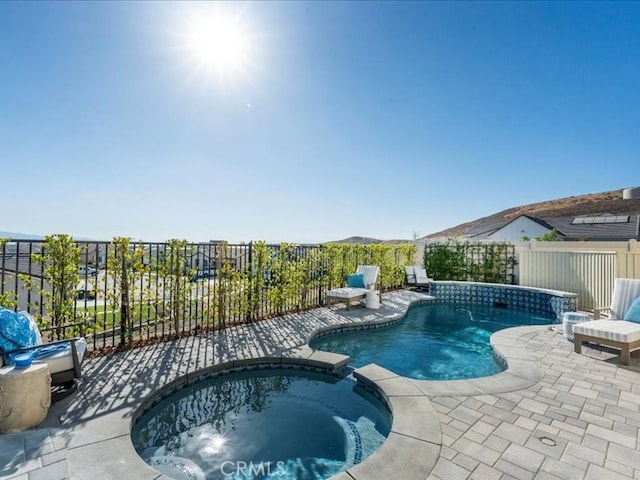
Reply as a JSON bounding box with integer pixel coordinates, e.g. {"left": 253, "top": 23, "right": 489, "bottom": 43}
{"left": 1, "top": 1, "right": 639, "bottom": 243}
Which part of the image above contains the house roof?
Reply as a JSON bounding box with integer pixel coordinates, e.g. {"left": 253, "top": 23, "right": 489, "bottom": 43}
{"left": 465, "top": 212, "right": 640, "bottom": 242}
{"left": 466, "top": 219, "right": 511, "bottom": 239}
{"left": 466, "top": 215, "right": 558, "bottom": 240}
{"left": 544, "top": 214, "right": 640, "bottom": 241}
{"left": 521, "top": 215, "right": 558, "bottom": 232}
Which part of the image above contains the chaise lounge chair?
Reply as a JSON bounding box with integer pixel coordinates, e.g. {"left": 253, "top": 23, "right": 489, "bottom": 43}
{"left": 326, "top": 265, "right": 380, "bottom": 310}
{"left": 0, "top": 308, "right": 87, "bottom": 400}
{"left": 405, "top": 265, "right": 432, "bottom": 291}
{"left": 573, "top": 278, "right": 640, "bottom": 365}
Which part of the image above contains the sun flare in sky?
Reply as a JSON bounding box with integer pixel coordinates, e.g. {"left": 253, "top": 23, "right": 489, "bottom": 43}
{"left": 177, "top": 4, "right": 255, "bottom": 82}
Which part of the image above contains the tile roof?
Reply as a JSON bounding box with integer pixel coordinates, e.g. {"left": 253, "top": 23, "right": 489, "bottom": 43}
{"left": 466, "top": 219, "right": 510, "bottom": 239}
{"left": 466, "top": 213, "right": 640, "bottom": 241}
{"left": 545, "top": 214, "right": 640, "bottom": 241}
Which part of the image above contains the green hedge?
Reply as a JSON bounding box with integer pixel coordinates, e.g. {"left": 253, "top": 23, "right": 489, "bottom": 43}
{"left": 424, "top": 240, "right": 516, "bottom": 284}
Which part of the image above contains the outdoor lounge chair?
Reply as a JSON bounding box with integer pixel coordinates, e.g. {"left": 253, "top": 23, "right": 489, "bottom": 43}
{"left": 0, "top": 308, "right": 87, "bottom": 399}
{"left": 573, "top": 278, "right": 640, "bottom": 365}
{"left": 405, "top": 265, "right": 432, "bottom": 291}
{"left": 326, "top": 265, "right": 380, "bottom": 310}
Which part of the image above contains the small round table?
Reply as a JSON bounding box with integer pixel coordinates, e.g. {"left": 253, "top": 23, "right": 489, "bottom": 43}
{"left": 0, "top": 363, "right": 51, "bottom": 433}
{"left": 562, "top": 312, "right": 590, "bottom": 343}
{"left": 365, "top": 290, "right": 380, "bottom": 309}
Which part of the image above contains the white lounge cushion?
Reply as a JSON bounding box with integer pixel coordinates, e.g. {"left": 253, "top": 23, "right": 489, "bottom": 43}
{"left": 34, "top": 338, "right": 87, "bottom": 374}
{"left": 573, "top": 320, "right": 640, "bottom": 343}
{"left": 326, "top": 287, "right": 369, "bottom": 299}
{"left": 414, "top": 267, "right": 431, "bottom": 283}
{"left": 405, "top": 266, "right": 416, "bottom": 283}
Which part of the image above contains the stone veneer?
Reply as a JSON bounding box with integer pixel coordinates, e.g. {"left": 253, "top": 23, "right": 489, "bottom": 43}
{"left": 429, "top": 281, "right": 577, "bottom": 321}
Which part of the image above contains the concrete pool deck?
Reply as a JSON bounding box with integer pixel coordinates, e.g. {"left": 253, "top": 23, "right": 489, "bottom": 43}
{"left": 1, "top": 290, "right": 639, "bottom": 480}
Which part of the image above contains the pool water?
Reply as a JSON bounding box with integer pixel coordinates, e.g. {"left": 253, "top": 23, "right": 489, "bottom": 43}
{"left": 131, "top": 368, "right": 391, "bottom": 480}
{"left": 311, "top": 303, "right": 555, "bottom": 380}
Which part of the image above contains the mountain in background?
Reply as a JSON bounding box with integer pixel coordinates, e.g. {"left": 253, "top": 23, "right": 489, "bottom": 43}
{"left": 0, "top": 231, "right": 45, "bottom": 240}
{"left": 327, "top": 236, "right": 410, "bottom": 245}
{"left": 423, "top": 188, "right": 640, "bottom": 240}
{"left": 1, "top": 229, "right": 410, "bottom": 245}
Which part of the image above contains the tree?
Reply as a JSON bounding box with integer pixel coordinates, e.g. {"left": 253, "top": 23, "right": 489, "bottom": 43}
{"left": 106, "top": 237, "right": 148, "bottom": 346}
{"left": 32, "top": 234, "right": 81, "bottom": 336}
{"left": 522, "top": 228, "right": 562, "bottom": 242}
{"left": 156, "top": 239, "right": 193, "bottom": 335}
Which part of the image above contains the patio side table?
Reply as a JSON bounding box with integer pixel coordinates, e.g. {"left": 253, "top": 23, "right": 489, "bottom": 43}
{"left": 562, "top": 311, "right": 590, "bottom": 343}
{"left": 0, "top": 363, "right": 51, "bottom": 433}
{"left": 365, "top": 290, "right": 380, "bottom": 309}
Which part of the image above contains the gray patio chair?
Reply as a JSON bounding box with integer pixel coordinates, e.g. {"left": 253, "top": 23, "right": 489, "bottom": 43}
{"left": 405, "top": 265, "right": 432, "bottom": 291}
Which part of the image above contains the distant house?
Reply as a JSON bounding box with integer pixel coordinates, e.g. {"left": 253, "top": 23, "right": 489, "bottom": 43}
{"left": 187, "top": 243, "right": 250, "bottom": 274}
{"left": 465, "top": 213, "right": 640, "bottom": 243}
{"left": 78, "top": 243, "right": 107, "bottom": 266}
{"left": 467, "top": 215, "right": 559, "bottom": 243}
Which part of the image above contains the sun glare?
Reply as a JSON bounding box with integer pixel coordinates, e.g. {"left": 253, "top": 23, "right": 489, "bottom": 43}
{"left": 181, "top": 6, "right": 254, "bottom": 80}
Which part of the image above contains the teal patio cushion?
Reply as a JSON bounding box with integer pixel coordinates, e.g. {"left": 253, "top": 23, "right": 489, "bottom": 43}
{"left": 623, "top": 297, "right": 640, "bottom": 323}
{"left": 347, "top": 273, "right": 365, "bottom": 288}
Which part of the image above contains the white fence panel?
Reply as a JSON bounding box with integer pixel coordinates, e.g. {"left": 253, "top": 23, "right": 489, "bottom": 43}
{"left": 617, "top": 253, "right": 640, "bottom": 279}
{"left": 519, "top": 251, "right": 616, "bottom": 310}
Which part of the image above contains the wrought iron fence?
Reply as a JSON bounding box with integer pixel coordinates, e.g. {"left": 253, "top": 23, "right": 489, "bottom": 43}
{"left": 0, "top": 238, "right": 415, "bottom": 354}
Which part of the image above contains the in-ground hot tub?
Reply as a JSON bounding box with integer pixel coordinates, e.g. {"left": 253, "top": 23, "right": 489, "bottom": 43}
{"left": 131, "top": 364, "right": 391, "bottom": 480}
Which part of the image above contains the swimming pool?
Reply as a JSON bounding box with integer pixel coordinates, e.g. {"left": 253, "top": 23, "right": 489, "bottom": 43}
{"left": 311, "top": 302, "right": 555, "bottom": 380}
{"left": 131, "top": 367, "right": 391, "bottom": 480}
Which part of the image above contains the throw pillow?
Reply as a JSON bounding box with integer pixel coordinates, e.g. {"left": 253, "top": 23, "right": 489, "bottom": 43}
{"left": 347, "top": 273, "right": 365, "bottom": 288}
{"left": 0, "top": 307, "right": 40, "bottom": 364}
{"left": 623, "top": 297, "right": 640, "bottom": 323}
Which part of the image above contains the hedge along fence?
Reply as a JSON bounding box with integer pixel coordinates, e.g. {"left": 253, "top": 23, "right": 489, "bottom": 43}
{"left": 424, "top": 240, "right": 517, "bottom": 284}
{"left": 0, "top": 235, "right": 416, "bottom": 353}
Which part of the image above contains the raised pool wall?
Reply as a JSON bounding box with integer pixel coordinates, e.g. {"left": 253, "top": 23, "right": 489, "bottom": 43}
{"left": 310, "top": 283, "right": 578, "bottom": 345}
{"left": 429, "top": 281, "right": 577, "bottom": 321}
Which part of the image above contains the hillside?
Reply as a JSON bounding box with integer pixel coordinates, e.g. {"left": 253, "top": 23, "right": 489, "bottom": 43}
{"left": 327, "top": 236, "right": 410, "bottom": 245}
{"left": 425, "top": 188, "right": 640, "bottom": 239}
{"left": 0, "top": 231, "right": 45, "bottom": 240}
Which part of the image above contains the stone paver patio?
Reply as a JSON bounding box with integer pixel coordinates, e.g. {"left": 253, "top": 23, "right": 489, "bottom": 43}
{"left": 1, "top": 290, "right": 639, "bottom": 480}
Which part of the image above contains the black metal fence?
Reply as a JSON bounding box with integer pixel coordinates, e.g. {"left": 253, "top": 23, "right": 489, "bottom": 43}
{"left": 0, "top": 239, "right": 415, "bottom": 354}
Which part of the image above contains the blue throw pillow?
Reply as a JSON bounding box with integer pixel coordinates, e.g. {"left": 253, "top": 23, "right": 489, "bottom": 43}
{"left": 623, "top": 297, "right": 640, "bottom": 323}
{"left": 347, "top": 273, "right": 365, "bottom": 288}
{"left": 0, "top": 307, "right": 40, "bottom": 364}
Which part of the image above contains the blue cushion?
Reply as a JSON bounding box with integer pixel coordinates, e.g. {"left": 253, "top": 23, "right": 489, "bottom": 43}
{"left": 32, "top": 342, "right": 71, "bottom": 359}
{"left": 347, "top": 273, "right": 365, "bottom": 288}
{"left": 623, "top": 297, "right": 640, "bottom": 323}
{"left": 0, "top": 307, "right": 40, "bottom": 364}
